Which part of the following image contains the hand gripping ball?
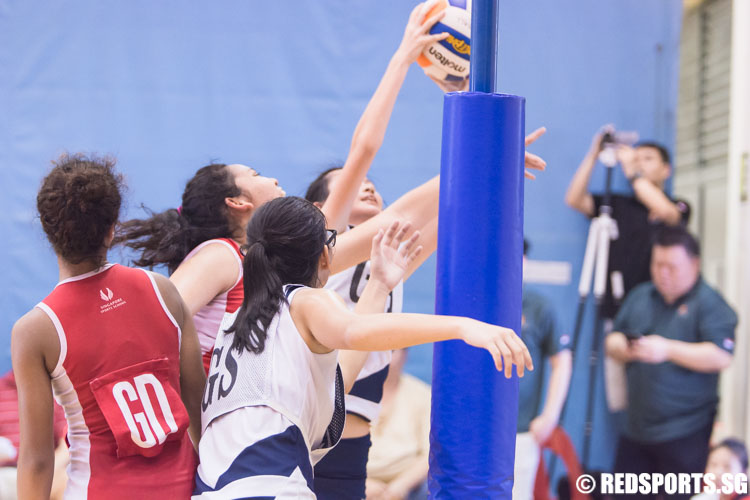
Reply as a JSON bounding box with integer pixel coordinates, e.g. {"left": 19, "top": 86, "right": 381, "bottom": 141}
{"left": 417, "top": 0, "right": 471, "bottom": 81}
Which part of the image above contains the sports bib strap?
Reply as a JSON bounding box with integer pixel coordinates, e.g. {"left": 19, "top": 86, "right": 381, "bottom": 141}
{"left": 319, "top": 365, "right": 345, "bottom": 451}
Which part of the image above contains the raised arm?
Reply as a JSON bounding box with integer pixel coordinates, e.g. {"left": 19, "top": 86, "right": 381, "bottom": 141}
{"left": 152, "top": 272, "right": 206, "bottom": 447}
{"left": 11, "top": 310, "right": 60, "bottom": 500}
{"left": 333, "top": 124, "right": 547, "bottom": 273}
{"left": 332, "top": 175, "right": 440, "bottom": 273}
{"left": 338, "top": 221, "right": 423, "bottom": 391}
{"left": 322, "top": 2, "right": 449, "bottom": 232}
{"left": 565, "top": 129, "right": 603, "bottom": 216}
{"left": 616, "top": 145, "right": 684, "bottom": 225}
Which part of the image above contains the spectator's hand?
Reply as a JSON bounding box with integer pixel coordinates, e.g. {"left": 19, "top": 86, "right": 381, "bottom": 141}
{"left": 606, "top": 332, "right": 635, "bottom": 363}
{"left": 366, "top": 478, "right": 388, "bottom": 499}
{"left": 631, "top": 335, "right": 672, "bottom": 364}
{"left": 396, "top": 1, "right": 449, "bottom": 65}
{"left": 427, "top": 74, "right": 469, "bottom": 93}
{"left": 529, "top": 413, "right": 557, "bottom": 445}
{"left": 524, "top": 127, "right": 547, "bottom": 180}
{"left": 616, "top": 145, "right": 638, "bottom": 178}
{"left": 369, "top": 220, "right": 422, "bottom": 292}
{"left": 589, "top": 125, "right": 612, "bottom": 154}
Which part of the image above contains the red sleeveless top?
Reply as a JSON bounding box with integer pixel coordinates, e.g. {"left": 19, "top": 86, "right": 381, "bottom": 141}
{"left": 38, "top": 264, "right": 197, "bottom": 499}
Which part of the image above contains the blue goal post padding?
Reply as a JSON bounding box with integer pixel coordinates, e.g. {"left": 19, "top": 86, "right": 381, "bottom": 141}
{"left": 430, "top": 91, "right": 525, "bottom": 499}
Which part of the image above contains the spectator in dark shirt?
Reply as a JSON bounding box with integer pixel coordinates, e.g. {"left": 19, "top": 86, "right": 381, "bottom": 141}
{"left": 565, "top": 128, "right": 691, "bottom": 318}
{"left": 605, "top": 227, "right": 737, "bottom": 500}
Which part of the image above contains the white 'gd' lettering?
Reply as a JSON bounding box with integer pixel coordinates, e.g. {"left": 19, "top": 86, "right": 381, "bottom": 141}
{"left": 112, "top": 374, "right": 178, "bottom": 448}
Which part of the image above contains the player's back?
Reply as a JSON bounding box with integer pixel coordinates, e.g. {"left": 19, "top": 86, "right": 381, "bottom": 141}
{"left": 38, "top": 264, "right": 197, "bottom": 499}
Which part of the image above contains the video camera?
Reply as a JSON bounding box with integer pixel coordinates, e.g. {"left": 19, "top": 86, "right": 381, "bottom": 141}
{"left": 598, "top": 126, "right": 638, "bottom": 167}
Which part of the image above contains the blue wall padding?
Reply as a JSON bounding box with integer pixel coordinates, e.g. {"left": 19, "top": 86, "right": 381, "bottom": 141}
{"left": 430, "top": 92, "right": 525, "bottom": 499}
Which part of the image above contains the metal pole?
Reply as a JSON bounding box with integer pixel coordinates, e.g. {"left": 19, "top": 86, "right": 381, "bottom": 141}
{"left": 470, "top": 0, "right": 498, "bottom": 93}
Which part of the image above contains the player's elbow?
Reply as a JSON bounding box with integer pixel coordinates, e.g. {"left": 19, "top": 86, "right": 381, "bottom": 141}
{"left": 340, "top": 324, "right": 359, "bottom": 351}
{"left": 18, "top": 450, "right": 55, "bottom": 483}
{"left": 340, "top": 318, "right": 373, "bottom": 351}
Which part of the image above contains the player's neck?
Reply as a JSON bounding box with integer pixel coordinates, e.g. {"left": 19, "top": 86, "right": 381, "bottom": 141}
{"left": 57, "top": 255, "right": 108, "bottom": 281}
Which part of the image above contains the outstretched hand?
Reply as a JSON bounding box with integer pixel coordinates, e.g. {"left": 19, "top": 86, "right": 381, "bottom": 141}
{"left": 369, "top": 221, "right": 423, "bottom": 292}
{"left": 460, "top": 321, "right": 534, "bottom": 378}
{"left": 524, "top": 127, "right": 547, "bottom": 180}
{"left": 396, "top": 0, "right": 449, "bottom": 65}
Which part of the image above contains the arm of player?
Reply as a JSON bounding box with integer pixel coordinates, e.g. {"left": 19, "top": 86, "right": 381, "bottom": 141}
{"left": 152, "top": 273, "right": 207, "bottom": 448}
{"left": 322, "top": 2, "right": 449, "bottom": 232}
{"left": 292, "top": 291, "right": 533, "bottom": 379}
{"left": 404, "top": 215, "right": 437, "bottom": 281}
{"left": 170, "top": 242, "right": 242, "bottom": 317}
{"left": 332, "top": 175, "right": 439, "bottom": 273}
{"left": 565, "top": 128, "right": 605, "bottom": 216}
{"left": 333, "top": 125, "right": 547, "bottom": 274}
{"left": 529, "top": 349, "right": 572, "bottom": 444}
{"left": 11, "top": 310, "right": 59, "bottom": 500}
{"left": 339, "top": 221, "right": 422, "bottom": 392}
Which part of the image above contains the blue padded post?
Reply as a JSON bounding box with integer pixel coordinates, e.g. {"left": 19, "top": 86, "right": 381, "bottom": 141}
{"left": 429, "top": 91, "right": 525, "bottom": 498}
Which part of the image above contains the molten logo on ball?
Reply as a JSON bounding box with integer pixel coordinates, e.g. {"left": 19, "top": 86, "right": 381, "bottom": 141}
{"left": 417, "top": 0, "right": 471, "bottom": 81}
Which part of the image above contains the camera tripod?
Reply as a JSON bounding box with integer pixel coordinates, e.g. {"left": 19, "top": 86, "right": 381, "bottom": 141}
{"left": 551, "top": 142, "right": 623, "bottom": 480}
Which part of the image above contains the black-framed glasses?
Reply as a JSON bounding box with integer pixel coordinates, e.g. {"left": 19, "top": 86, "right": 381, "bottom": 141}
{"left": 325, "top": 228, "right": 337, "bottom": 247}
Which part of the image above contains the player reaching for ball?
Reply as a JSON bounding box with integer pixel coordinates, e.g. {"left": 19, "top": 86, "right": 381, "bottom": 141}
{"left": 115, "top": 0, "right": 454, "bottom": 377}
{"left": 305, "top": 2, "right": 546, "bottom": 496}
{"left": 193, "top": 197, "right": 533, "bottom": 498}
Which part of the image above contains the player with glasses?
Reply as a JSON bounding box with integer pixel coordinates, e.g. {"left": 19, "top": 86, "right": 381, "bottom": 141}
{"left": 194, "top": 196, "right": 533, "bottom": 498}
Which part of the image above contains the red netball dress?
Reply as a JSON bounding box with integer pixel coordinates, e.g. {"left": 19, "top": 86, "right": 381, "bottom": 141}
{"left": 37, "top": 264, "right": 197, "bottom": 499}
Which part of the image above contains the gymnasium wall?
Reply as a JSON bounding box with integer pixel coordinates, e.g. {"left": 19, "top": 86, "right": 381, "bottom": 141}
{"left": 0, "top": 0, "right": 682, "bottom": 471}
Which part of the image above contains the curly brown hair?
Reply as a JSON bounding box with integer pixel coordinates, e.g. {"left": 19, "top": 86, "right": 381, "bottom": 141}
{"left": 37, "top": 153, "right": 124, "bottom": 265}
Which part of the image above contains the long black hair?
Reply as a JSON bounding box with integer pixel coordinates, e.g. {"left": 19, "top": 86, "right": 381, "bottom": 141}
{"left": 226, "top": 196, "right": 329, "bottom": 354}
{"left": 115, "top": 163, "right": 241, "bottom": 273}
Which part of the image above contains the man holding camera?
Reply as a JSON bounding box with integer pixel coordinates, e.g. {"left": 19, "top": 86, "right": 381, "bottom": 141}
{"left": 565, "top": 127, "right": 691, "bottom": 318}
{"left": 605, "top": 227, "right": 736, "bottom": 499}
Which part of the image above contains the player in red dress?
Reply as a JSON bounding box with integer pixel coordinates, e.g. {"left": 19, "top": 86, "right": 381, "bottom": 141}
{"left": 12, "top": 154, "right": 205, "bottom": 499}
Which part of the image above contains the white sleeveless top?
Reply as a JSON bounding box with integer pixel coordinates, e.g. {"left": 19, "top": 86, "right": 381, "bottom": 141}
{"left": 325, "top": 261, "right": 403, "bottom": 422}
{"left": 201, "top": 285, "right": 344, "bottom": 463}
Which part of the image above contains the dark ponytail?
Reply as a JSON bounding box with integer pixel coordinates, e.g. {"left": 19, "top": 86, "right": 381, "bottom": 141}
{"left": 115, "top": 163, "right": 241, "bottom": 273}
{"left": 226, "top": 196, "right": 328, "bottom": 354}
